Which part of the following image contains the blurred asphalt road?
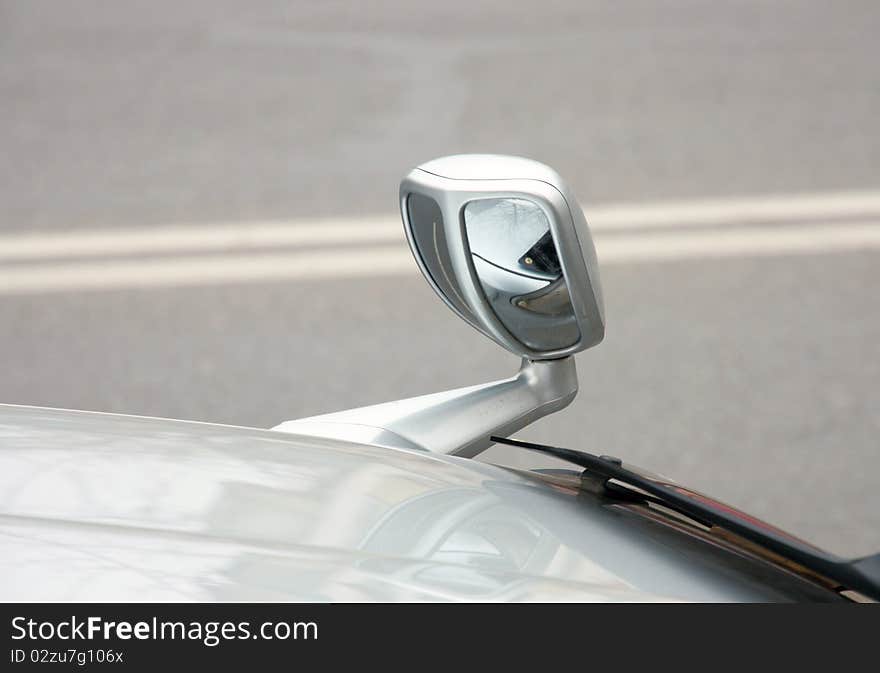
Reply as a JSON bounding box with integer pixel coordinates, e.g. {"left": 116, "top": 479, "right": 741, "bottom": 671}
{"left": 1, "top": 1, "right": 879, "bottom": 556}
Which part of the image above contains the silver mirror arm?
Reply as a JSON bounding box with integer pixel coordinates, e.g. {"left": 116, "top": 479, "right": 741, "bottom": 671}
{"left": 271, "top": 357, "right": 578, "bottom": 458}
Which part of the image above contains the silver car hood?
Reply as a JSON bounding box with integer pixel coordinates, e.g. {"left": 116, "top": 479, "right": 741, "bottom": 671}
{"left": 0, "top": 405, "right": 837, "bottom": 602}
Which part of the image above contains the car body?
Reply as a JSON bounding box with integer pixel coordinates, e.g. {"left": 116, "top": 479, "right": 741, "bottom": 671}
{"left": 0, "top": 404, "right": 844, "bottom": 602}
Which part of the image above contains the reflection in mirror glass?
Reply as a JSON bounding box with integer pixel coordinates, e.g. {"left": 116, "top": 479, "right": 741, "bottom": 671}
{"left": 463, "top": 198, "right": 581, "bottom": 351}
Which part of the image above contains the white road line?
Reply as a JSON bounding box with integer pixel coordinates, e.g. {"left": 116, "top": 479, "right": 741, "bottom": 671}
{"left": 2, "top": 190, "right": 880, "bottom": 261}
{"left": 587, "top": 190, "right": 880, "bottom": 229}
{"left": 0, "top": 217, "right": 403, "bottom": 261}
{"left": 2, "top": 222, "right": 878, "bottom": 295}
{"left": 0, "top": 247, "right": 415, "bottom": 295}
{"left": 597, "top": 221, "right": 880, "bottom": 262}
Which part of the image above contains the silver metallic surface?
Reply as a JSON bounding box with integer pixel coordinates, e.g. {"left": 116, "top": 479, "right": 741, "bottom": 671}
{"left": 290, "top": 156, "right": 602, "bottom": 459}
{"left": 274, "top": 357, "right": 578, "bottom": 458}
{"left": 400, "top": 154, "right": 605, "bottom": 360}
{"left": 0, "top": 405, "right": 839, "bottom": 602}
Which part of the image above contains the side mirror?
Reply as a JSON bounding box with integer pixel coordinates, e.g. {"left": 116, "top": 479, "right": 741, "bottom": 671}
{"left": 400, "top": 155, "right": 604, "bottom": 360}
{"left": 275, "top": 155, "right": 605, "bottom": 457}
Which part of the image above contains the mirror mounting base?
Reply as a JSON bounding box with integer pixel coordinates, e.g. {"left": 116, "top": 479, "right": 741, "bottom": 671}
{"left": 271, "top": 357, "right": 578, "bottom": 458}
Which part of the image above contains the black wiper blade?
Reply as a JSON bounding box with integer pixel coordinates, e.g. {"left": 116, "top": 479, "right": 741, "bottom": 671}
{"left": 491, "top": 435, "right": 880, "bottom": 601}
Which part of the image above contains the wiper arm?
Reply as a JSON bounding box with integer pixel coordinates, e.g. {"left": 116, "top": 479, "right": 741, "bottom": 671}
{"left": 491, "top": 435, "right": 880, "bottom": 601}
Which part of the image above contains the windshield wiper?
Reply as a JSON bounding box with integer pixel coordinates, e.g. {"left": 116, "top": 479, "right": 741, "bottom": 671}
{"left": 491, "top": 435, "right": 880, "bottom": 601}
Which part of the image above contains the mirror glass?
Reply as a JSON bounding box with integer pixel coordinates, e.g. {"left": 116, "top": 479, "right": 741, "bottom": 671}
{"left": 463, "top": 198, "right": 581, "bottom": 351}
